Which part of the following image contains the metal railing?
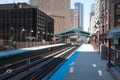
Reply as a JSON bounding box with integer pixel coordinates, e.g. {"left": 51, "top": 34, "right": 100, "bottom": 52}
{"left": 104, "top": 46, "right": 120, "bottom": 70}
{"left": 110, "top": 49, "right": 120, "bottom": 67}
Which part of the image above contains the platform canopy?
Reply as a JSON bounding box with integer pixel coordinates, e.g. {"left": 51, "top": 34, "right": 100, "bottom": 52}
{"left": 107, "top": 27, "right": 120, "bottom": 38}
{"left": 55, "top": 27, "right": 90, "bottom": 37}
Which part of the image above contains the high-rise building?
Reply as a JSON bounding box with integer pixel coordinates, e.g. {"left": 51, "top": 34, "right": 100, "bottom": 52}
{"left": 30, "top": 0, "right": 71, "bottom": 35}
{"left": 70, "top": 9, "right": 79, "bottom": 28}
{"left": 89, "top": 3, "right": 95, "bottom": 33}
{"left": 0, "top": 3, "right": 54, "bottom": 47}
{"left": 75, "top": 2, "right": 84, "bottom": 30}
{"left": 91, "top": 3, "right": 95, "bottom": 13}
{"left": 70, "top": 9, "right": 74, "bottom": 28}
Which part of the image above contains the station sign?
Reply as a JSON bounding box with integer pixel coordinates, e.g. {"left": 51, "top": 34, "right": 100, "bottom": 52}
{"left": 114, "top": 38, "right": 119, "bottom": 45}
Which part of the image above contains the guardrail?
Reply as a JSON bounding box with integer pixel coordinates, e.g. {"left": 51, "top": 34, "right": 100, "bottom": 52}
{"left": 101, "top": 45, "right": 120, "bottom": 71}
{"left": 0, "top": 43, "right": 69, "bottom": 67}
{"left": 110, "top": 49, "right": 120, "bottom": 69}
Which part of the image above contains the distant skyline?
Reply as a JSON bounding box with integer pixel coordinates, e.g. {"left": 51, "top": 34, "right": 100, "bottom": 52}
{"left": 71, "top": 0, "right": 95, "bottom": 31}
{"left": 0, "top": 0, "right": 96, "bottom": 31}
{"left": 75, "top": 2, "right": 84, "bottom": 30}
{"left": 91, "top": 3, "right": 95, "bottom": 12}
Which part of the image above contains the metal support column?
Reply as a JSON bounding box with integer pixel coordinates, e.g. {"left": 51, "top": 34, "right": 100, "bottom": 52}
{"left": 108, "top": 39, "right": 111, "bottom": 68}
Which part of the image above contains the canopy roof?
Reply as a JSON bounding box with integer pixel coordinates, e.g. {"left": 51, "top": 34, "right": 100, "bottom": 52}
{"left": 55, "top": 27, "right": 90, "bottom": 37}
{"left": 107, "top": 27, "right": 120, "bottom": 38}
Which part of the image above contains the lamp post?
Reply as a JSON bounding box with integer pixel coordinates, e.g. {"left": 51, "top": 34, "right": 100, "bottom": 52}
{"left": 46, "top": 33, "right": 49, "bottom": 45}
{"left": 95, "top": 13, "right": 105, "bottom": 54}
{"left": 9, "top": 27, "right": 14, "bottom": 50}
{"left": 50, "top": 33, "right": 53, "bottom": 44}
{"left": 20, "top": 28, "right": 25, "bottom": 48}
{"left": 10, "top": 27, "right": 14, "bottom": 39}
{"left": 30, "top": 29, "right": 34, "bottom": 47}
{"left": 42, "top": 32, "right": 45, "bottom": 45}
{"left": 107, "top": 0, "right": 112, "bottom": 68}
{"left": 99, "top": 13, "right": 105, "bottom": 44}
{"left": 37, "top": 31, "right": 40, "bottom": 46}
{"left": 31, "top": 29, "right": 33, "bottom": 33}
{"left": 96, "top": 21, "right": 100, "bottom": 53}
{"left": 38, "top": 31, "right": 40, "bottom": 39}
{"left": 102, "top": 24, "right": 104, "bottom": 44}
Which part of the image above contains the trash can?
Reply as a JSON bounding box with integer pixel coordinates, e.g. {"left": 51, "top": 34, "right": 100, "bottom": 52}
{"left": 100, "top": 43, "right": 107, "bottom": 60}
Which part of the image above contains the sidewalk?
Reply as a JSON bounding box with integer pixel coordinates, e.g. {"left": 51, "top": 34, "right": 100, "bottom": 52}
{"left": 65, "top": 44, "right": 114, "bottom": 80}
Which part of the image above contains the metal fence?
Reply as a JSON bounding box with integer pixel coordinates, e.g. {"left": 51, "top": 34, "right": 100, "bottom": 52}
{"left": 103, "top": 46, "right": 120, "bottom": 68}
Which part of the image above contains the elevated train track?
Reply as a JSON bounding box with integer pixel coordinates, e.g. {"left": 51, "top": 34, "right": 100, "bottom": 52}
{"left": 0, "top": 45, "right": 78, "bottom": 80}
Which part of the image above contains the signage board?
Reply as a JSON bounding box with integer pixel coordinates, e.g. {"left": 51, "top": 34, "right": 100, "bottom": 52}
{"left": 114, "top": 38, "right": 119, "bottom": 45}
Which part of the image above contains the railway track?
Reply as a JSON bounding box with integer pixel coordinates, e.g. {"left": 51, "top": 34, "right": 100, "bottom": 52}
{"left": 0, "top": 46, "right": 69, "bottom": 75}
{"left": 25, "top": 47, "right": 77, "bottom": 80}
{"left": 0, "top": 46, "right": 78, "bottom": 80}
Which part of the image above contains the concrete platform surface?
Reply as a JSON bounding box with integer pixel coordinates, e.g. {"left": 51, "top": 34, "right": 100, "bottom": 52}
{"left": 0, "top": 43, "right": 66, "bottom": 57}
{"left": 65, "top": 44, "right": 114, "bottom": 80}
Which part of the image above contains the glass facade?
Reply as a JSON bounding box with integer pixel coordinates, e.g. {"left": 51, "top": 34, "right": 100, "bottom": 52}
{"left": 75, "top": 2, "right": 84, "bottom": 30}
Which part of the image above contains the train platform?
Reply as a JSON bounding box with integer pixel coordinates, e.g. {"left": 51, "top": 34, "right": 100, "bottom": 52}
{"left": 0, "top": 43, "right": 66, "bottom": 57}
{"left": 50, "top": 44, "right": 114, "bottom": 80}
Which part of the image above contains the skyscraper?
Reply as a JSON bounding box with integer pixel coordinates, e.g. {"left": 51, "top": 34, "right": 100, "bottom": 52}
{"left": 75, "top": 2, "right": 84, "bottom": 30}
{"left": 91, "top": 3, "right": 95, "bottom": 13}
{"left": 70, "top": 9, "right": 79, "bottom": 28}
{"left": 89, "top": 3, "right": 95, "bottom": 33}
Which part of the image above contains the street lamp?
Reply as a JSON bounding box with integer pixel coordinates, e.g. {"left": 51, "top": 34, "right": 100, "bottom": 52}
{"left": 50, "top": 33, "right": 53, "bottom": 40}
{"left": 96, "top": 21, "right": 100, "bottom": 53}
{"left": 9, "top": 27, "right": 14, "bottom": 50}
{"left": 30, "top": 29, "right": 34, "bottom": 33}
{"left": 20, "top": 28, "right": 25, "bottom": 48}
{"left": 95, "top": 13, "right": 105, "bottom": 54}
{"left": 37, "top": 31, "right": 40, "bottom": 46}
{"left": 42, "top": 32, "right": 45, "bottom": 45}
{"left": 22, "top": 28, "right": 25, "bottom": 32}
{"left": 46, "top": 33, "right": 49, "bottom": 45}
{"left": 99, "top": 13, "right": 105, "bottom": 44}
{"left": 38, "top": 31, "right": 40, "bottom": 34}
{"left": 30, "top": 29, "right": 34, "bottom": 47}
{"left": 50, "top": 33, "right": 53, "bottom": 44}
{"left": 107, "top": 1, "right": 112, "bottom": 68}
{"left": 10, "top": 27, "right": 14, "bottom": 39}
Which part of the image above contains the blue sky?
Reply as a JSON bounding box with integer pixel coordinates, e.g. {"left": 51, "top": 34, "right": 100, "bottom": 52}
{"left": 0, "top": 0, "right": 95, "bottom": 31}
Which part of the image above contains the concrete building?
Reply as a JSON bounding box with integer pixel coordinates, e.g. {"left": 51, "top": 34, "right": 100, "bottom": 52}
{"left": 0, "top": 3, "right": 54, "bottom": 48}
{"left": 98, "top": 1, "right": 120, "bottom": 79}
{"left": 88, "top": 0, "right": 101, "bottom": 36}
{"left": 70, "top": 9, "right": 79, "bottom": 28}
{"left": 29, "top": 0, "right": 71, "bottom": 36}
{"left": 91, "top": 3, "right": 95, "bottom": 13}
{"left": 74, "top": 2, "right": 84, "bottom": 30}
{"left": 89, "top": 13, "right": 96, "bottom": 34}
{"left": 89, "top": 0, "right": 102, "bottom": 38}
{"left": 73, "top": 9, "right": 79, "bottom": 28}
{"left": 70, "top": 9, "right": 74, "bottom": 28}
{"left": 89, "top": 3, "right": 95, "bottom": 34}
